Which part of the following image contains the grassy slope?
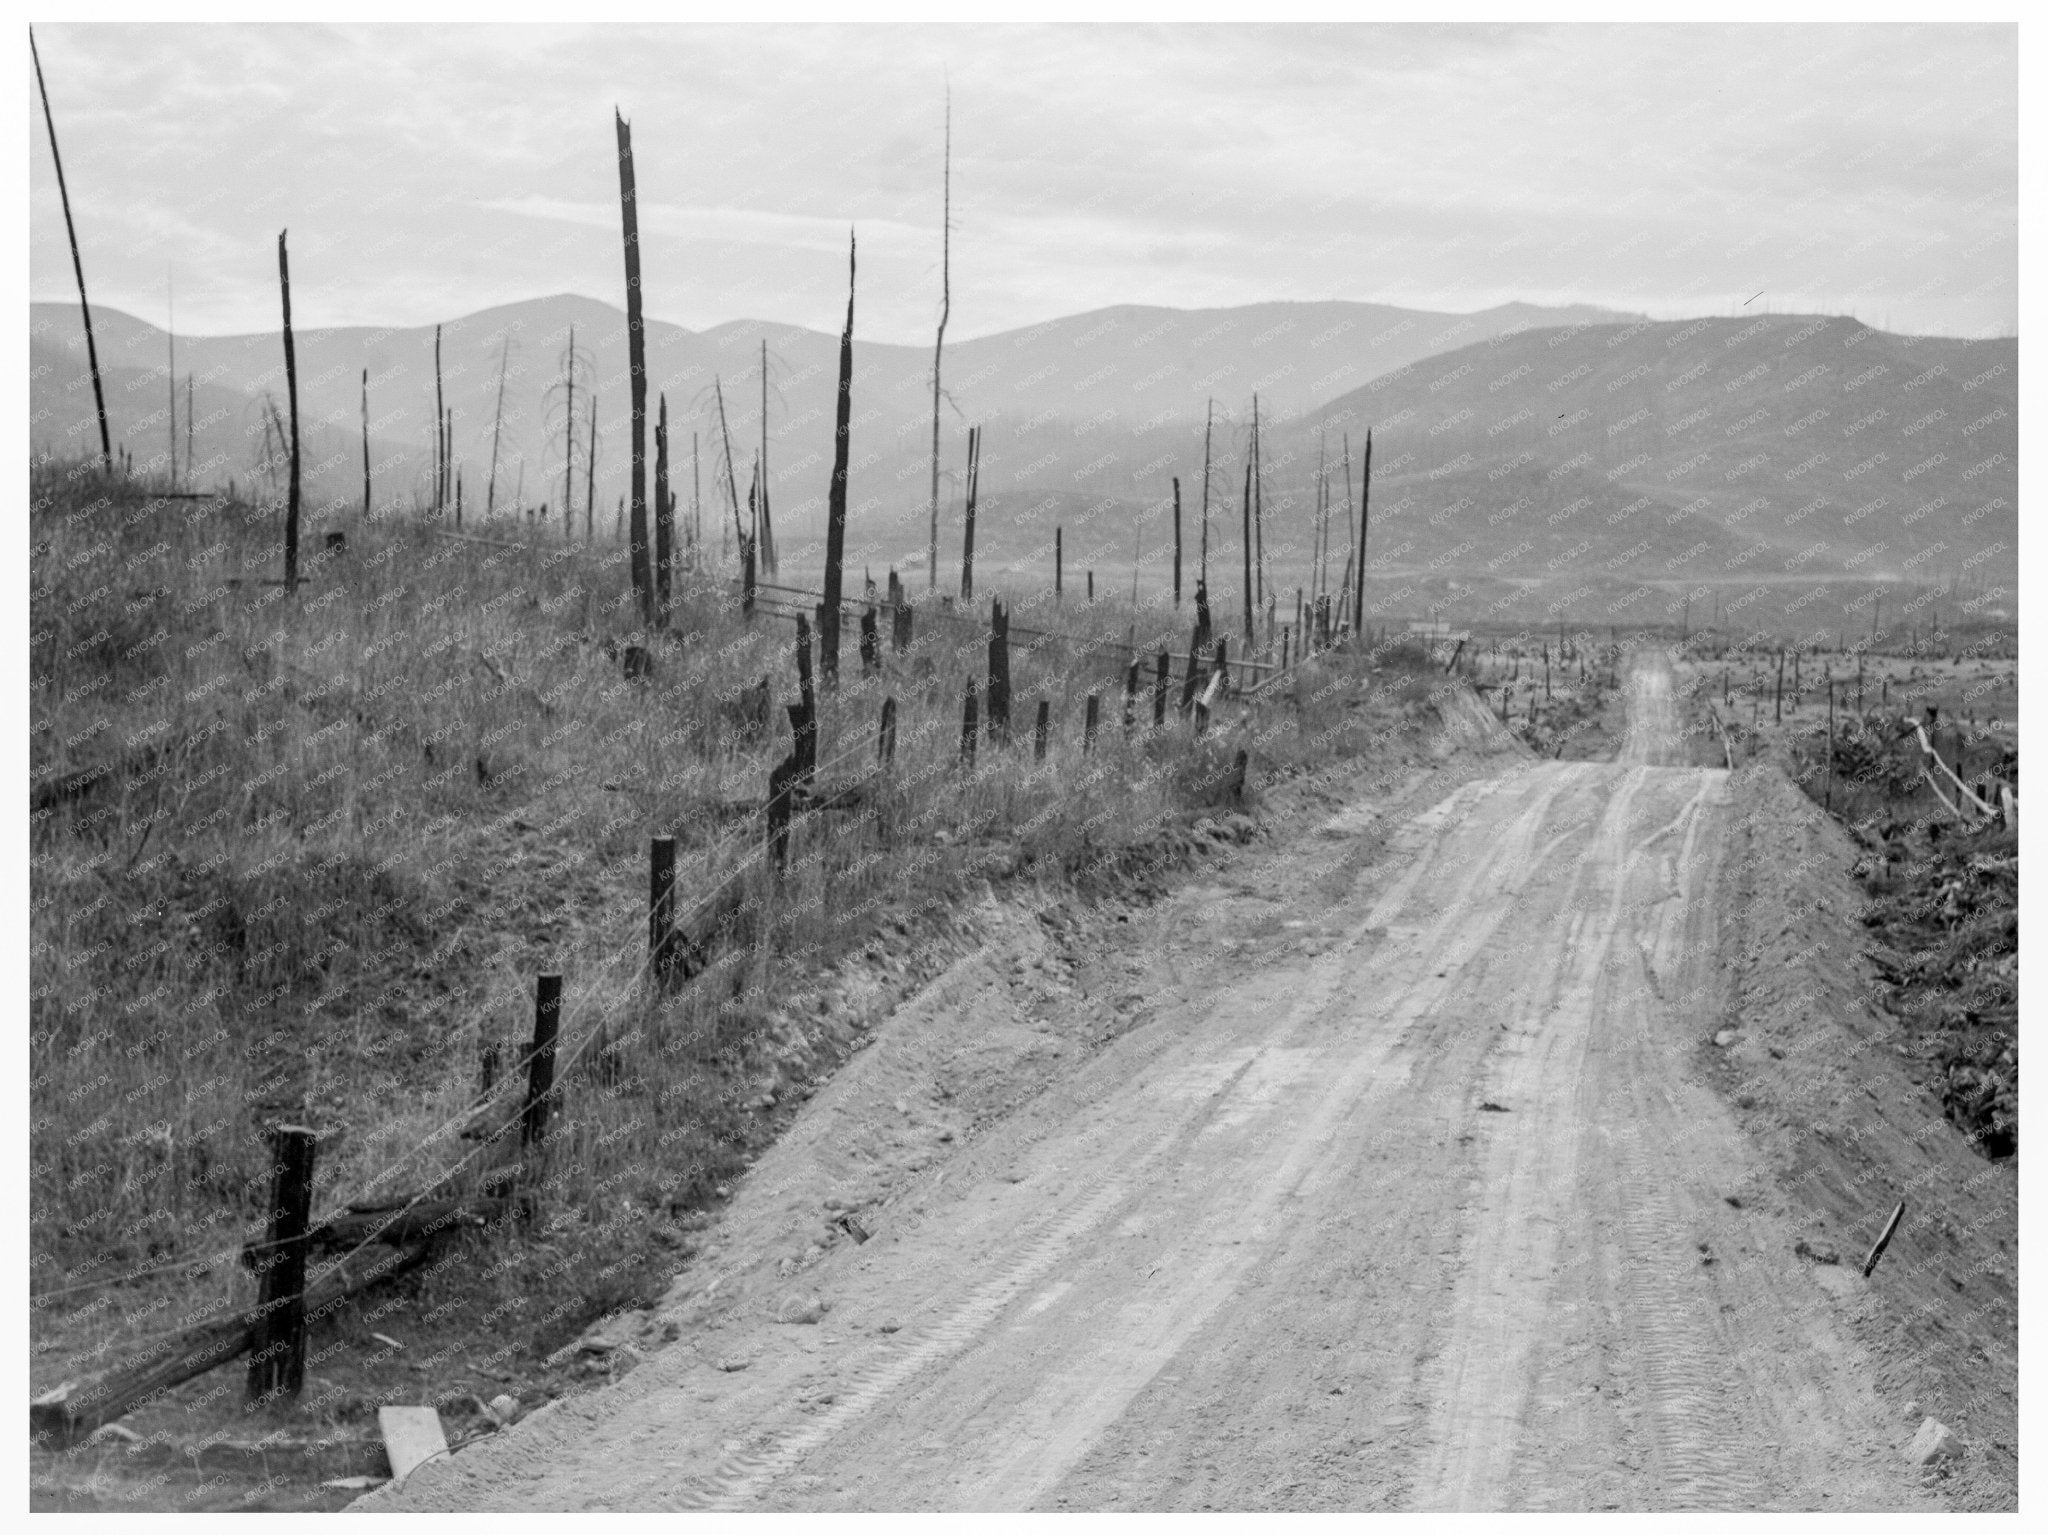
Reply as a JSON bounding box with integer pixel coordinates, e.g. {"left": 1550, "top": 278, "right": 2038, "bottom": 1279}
{"left": 30, "top": 455, "right": 1448, "bottom": 1430}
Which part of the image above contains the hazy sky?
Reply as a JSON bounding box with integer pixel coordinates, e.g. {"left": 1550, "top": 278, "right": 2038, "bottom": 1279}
{"left": 27, "top": 23, "right": 2017, "bottom": 343}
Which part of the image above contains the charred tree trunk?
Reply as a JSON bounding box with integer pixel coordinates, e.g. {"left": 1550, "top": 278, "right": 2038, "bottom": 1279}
{"left": 586, "top": 393, "right": 598, "bottom": 543}
{"left": 929, "top": 89, "right": 950, "bottom": 591}
{"left": 434, "top": 324, "right": 445, "bottom": 515}
{"left": 360, "top": 368, "right": 371, "bottom": 518}
{"left": 821, "top": 232, "right": 856, "bottom": 685}
{"left": 277, "top": 231, "right": 302, "bottom": 594}
{"left": 959, "top": 424, "right": 979, "bottom": 604}
{"left": 487, "top": 335, "right": 509, "bottom": 522}
{"left": 654, "top": 393, "right": 672, "bottom": 626}
{"left": 1354, "top": 428, "right": 1372, "bottom": 647}
{"left": 758, "top": 338, "right": 777, "bottom": 575}
{"left": 1172, "top": 476, "right": 1182, "bottom": 607}
{"left": 1241, "top": 458, "right": 1254, "bottom": 648}
{"left": 31, "top": 31, "right": 111, "bottom": 471}
{"left": 616, "top": 109, "right": 653, "bottom": 625}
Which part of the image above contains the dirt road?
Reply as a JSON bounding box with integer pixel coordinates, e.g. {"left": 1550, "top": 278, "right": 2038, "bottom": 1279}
{"left": 369, "top": 653, "right": 1935, "bottom": 1511}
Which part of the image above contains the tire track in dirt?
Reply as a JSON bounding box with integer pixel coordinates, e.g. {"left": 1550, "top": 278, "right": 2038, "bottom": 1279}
{"left": 664, "top": 766, "right": 1581, "bottom": 1509}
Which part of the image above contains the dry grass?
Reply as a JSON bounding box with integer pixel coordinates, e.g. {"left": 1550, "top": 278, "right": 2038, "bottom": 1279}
{"left": 30, "top": 453, "right": 1441, "bottom": 1393}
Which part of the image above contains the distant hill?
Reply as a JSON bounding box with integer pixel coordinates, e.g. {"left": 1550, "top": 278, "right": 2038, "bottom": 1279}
{"left": 27, "top": 294, "right": 1636, "bottom": 536}
{"left": 1291, "top": 314, "right": 2016, "bottom": 589}
{"left": 29, "top": 299, "right": 2013, "bottom": 634}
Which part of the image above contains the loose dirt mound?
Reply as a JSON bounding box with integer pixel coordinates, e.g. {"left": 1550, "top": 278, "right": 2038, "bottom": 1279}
{"left": 1707, "top": 765, "right": 2016, "bottom": 1509}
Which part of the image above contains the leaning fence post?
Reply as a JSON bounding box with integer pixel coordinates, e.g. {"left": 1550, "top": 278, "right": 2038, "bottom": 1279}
{"left": 246, "top": 1124, "right": 316, "bottom": 1406}
{"left": 1035, "top": 698, "right": 1050, "bottom": 762}
{"left": 960, "top": 682, "right": 978, "bottom": 770}
{"left": 523, "top": 974, "right": 562, "bottom": 1151}
{"left": 1084, "top": 692, "right": 1100, "bottom": 754}
{"left": 878, "top": 695, "right": 897, "bottom": 766}
{"left": 649, "top": 835, "right": 678, "bottom": 982}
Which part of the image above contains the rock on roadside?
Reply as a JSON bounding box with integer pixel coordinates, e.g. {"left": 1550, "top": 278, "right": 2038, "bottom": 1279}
{"left": 1906, "top": 1416, "right": 1962, "bottom": 1466}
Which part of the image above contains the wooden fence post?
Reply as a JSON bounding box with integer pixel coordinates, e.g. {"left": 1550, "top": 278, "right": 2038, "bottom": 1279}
{"left": 522, "top": 972, "right": 562, "bottom": 1160}
{"left": 793, "top": 614, "right": 817, "bottom": 783}
{"left": 892, "top": 600, "right": 913, "bottom": 655}
{"left": 859, "top": 606, "right": 880, "bottom": 676}
{"left": 1179, "top": 622, "right": 1205, "bottom": 717}
{"left": 1154, "top": 651, "right": 1170, "bottom": 727}
{"left": 1083, "top": 693, "right": 1100, "bottom": 754}
{"left": 987, "top": 597, "right": 1010, "bottom": 744}
{"left": 1055, "top": 527, "right": 1062, "bottom": 603}
{"left": 1825, "top": 679, "right": 1835, "bottom": 812}
{"left": 1281, "top": 627, "right": 1289, "bottom": 673}
{"left": 878, "top": 696, "right": 897, "bottom": 766}
{"left": 1035, "top": 698, "right": 1050, "bottom": 762}
{"left": 649, "top": 835, "right": 677, "bottom": 982}
{"left": 246, "top": 1124, "right": 316, "bottom": 1405}
{"left": 1214, "top": 636, "right": 1230, "bottom": 694}
{"left": 768, "top": 754, "right": 798, "bottom": 875}
{"left": 1087, "top": 570, "right": 1094, "bottom": 604}
{"left": 960, "top": 682, "right": 978, "bottom": 770}
{"left": 1230, "top": 748, "right": 1249, "bottom": 805}
{"left": 1124, "top": 659, "right": 1140, "bottom": 736}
